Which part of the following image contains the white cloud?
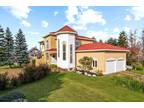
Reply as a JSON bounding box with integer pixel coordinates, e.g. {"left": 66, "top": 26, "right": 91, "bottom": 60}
{"left": 41, "top": 20, "right": 48, "bottom": 28}
{"left": 54, "top": 11, "right": 59, "bottom": 16}
{"left": 22, "top": 20, "right": 31, "bottom": 27}
{"left": 113, "top": 27, "right": 120, "bottom": 33}
{"left": 125, "top": 6, "right": 144, "bottom": 21}
{"left": 124, "top": 26, "right": 131, "bottom": 33}
{"left": 65, "top": 6, "right": 106, "bottom": 30}
{"left": 125, "top": 15, "right": 131, "bottom": 21}
{"left": 7, "top": 6, "right": 31, "bottom": 27}
{"left": 86, "top": 30, "right": 118, "bottom": 41}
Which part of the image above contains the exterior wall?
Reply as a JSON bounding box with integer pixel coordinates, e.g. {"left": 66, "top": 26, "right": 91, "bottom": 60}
{"left": 35, "top": 54, "right": 46, "bottom": 66}
{"left": 57, "top": 33, "right": 75, "bottom": 69}
{"left": 76, "top": 51, "right": 126, "bottom": 73}
{"left": 42, "top": 35, "right": 56, "bottom": 64}
{"left": 80, "top": 40, "right": 93, "bottom": 45}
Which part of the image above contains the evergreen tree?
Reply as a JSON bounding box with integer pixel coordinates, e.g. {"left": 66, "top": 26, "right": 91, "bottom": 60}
{"left": 15, "top": 29, "right": 29, "bottom": 67}
{"left": 0, "top": 26, "right": 5, "bottom": 65}
{"left": 118, "top": 31, "right": 128, "bottom": 48}
{"left": 106, "top": 38, "right": 118, "bottom": 46}
{"left": 5, "top": 27, "right": 14, "bottom": 67}
{"left": 92, "top": 36, "right": 97, "bottom": 42}
{"left": 99, "top": 39, "right": 103, "bottom": 43}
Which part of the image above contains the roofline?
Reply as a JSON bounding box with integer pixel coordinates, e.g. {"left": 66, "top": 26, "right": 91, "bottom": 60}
{"left": 76, "top": 49, "right": 129, "bottom": 52}
{"left": 56, "top": 31, "right": 77, "bottom": 35}
{"left": 76, "top": 38, "right": 95, "bottom": 41}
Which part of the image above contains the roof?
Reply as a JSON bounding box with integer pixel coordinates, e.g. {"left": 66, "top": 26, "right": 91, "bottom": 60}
{"left": 47, "top": 48, "right": 56, "bottom": 51}
{"left": 76, "top": 35, "right": 95, "bottom": 41}
{"left": 56, "top": 25, "right": 77, "bottom": 33}
{"left": 76, "top": 42, "right": 129, "bottom": 52}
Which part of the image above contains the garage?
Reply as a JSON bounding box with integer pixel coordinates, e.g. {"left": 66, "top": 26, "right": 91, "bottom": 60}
{"left": 105, "top": 59, "right": 116, "bottom": 74}
{"left": 105, "top": 58, "right": 126, "bottom": 74}
{"left": 116, "top": 59, "right": 125, "bottom": 72}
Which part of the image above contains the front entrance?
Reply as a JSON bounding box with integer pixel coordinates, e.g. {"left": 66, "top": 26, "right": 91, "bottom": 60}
{"left": 50, "top": 54, "right": 57, "bottom": 65}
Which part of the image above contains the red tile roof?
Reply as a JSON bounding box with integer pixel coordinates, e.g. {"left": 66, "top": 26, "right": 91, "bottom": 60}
{"left": 57, "top": 25, "right": 76, "bottom": 33}
{"left": 76, "top": 42, "right": 129, "bottom": 51}
{"left": 47, "top": 48, "right": 56, "bottom": 51}
{"left": 76, "top": 35, "right": 95, "bottom": 41}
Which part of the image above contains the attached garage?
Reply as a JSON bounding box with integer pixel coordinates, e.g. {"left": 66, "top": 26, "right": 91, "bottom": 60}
{"left": 105, "top": 58, "right": 126, "bottom": 74}
{"left": 105, "top": 59, "right": 116, "bottom": 74}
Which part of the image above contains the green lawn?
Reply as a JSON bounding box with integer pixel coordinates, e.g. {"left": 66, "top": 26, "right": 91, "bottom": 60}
{"left": 130, "top": 68, "right": 144, "bottom": 75}
{"left": 1, "top": 72, "right": 144, "bottom": 102}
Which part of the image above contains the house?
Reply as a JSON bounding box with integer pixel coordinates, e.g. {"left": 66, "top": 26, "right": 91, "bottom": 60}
{"left": 36, "top": 25, "right": 129, "bottom": 74}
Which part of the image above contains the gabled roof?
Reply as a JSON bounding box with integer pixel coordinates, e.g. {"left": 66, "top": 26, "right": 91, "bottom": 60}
{"left": 76, "top": 42, "right": 129, "bottom": 52}
{"left": 76, "top": 35, "right": 95, "bottom": 41}
{"left": 56, "top": 25, "right": 77, "bottom": 34}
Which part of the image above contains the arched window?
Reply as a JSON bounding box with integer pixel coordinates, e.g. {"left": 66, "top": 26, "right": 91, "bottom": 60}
{"left": 63, "top": 41, "right": 66, "bottom": 60}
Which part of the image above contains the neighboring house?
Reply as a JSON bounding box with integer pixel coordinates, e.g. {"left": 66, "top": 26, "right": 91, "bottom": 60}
{"left": 28, "top": 47, "right": 41, "bottom": 59}
{"left": 36, "top": 25, "right": 129, "bottom": 74}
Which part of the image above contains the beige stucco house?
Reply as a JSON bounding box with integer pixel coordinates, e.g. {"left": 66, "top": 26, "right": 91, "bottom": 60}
{"left": 36, "top": 25, "right": 129, "bottom": 74}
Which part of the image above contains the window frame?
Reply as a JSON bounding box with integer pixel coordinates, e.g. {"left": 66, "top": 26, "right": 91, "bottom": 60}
{"left": 62, "top": 41, "right": 66, "bottom": 60}
{"left": 70, "top": 44, "right": 73, "bottom": 63}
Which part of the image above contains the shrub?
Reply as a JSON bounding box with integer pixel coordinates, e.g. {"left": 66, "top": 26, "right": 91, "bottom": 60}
{"left": 131, "top": 62, "right": 143, "bottom": 70}
{"left": 95, "top": 70, "right": 103, "bottom": 76}
{"left": 0, "top": 72, "right": 8, "bottom": 90}
{"left": 23, "top": 65, "right": 50, "bottom": 82}
{"left": 112, "top": 76, "right": 144, "bottom": 92}
{"left": 0, "top": 65, "right": 50, "bottom": 90}
{"left": 49, "top": 64, "right": 57, "bottom": 72}
{"left": 79, "top": 56, "right": 93, "bottom": 70}
{"left": 0, "top": 90, "right": 26, "bottom": 102}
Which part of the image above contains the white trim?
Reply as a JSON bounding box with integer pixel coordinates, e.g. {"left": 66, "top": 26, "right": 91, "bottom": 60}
{"left": 76, "top": 49, "right": 129, "bottom": 52}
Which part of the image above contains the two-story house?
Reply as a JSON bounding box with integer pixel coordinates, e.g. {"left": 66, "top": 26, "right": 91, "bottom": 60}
{"left": 36, "top": 25, "right": 129, "bottom": 74}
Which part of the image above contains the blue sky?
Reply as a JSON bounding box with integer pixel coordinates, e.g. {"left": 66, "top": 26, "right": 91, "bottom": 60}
{"left": 0, "top": 6, "right": 144, "bottom": 49}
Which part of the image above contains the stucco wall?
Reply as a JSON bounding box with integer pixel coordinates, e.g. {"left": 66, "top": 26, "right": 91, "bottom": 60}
{"left": 76, "top": 51, "right": 126, "bottom": 73}
{"left": 80, "top": 40, "right": 93, "bottom": 45}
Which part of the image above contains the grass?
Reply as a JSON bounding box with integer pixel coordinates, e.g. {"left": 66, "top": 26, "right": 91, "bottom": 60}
{"left": 1, "top": 72, "right": 144, "bottom": 102}
{"left": 129, "top": 68, "right": 144, "bottom": 75}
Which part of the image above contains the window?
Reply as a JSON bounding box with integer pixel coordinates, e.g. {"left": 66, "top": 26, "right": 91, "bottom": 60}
{"left": 92, "top": 60, "right": 97, "bottom": 67}
{"left": 63, "top": 41, "right": 66, "bottom": 60}
{"left": 70, "top": 44, "right": 73, "bottom": 63}
{"left": 58, "top": 39, "right": 60, "bottom": 57}
{"left": 45, "top": 40, "right": 49, "bottom": 50}
{"left": 75, "top": 40, "right": 80, "bottom": 46}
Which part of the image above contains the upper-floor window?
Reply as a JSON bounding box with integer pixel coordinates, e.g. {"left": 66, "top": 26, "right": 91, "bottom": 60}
{"left": 70, "top": 44, "right": 73, "bottom": 63}
{"left": 63, "top": 41, "right": 66, "bottom": 60}
{"left": 76, "top": 40, "right": 81, "bottom": 46}
{"left": 58, "top": 39, "right": 60, "bottom": 57}
{"left": 92, "top": 60, "right": 97, "bottom": 67}
{"left": 46, "top": 40, "right": 49, "bottom": 50}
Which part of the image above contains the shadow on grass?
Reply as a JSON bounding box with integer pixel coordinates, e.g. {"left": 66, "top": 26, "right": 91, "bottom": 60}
{"left": 20, "top": 72, "right": 66, "bottom": 102}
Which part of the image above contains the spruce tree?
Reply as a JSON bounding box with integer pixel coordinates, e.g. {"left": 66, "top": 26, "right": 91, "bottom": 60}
{"left": 106, "top": 38, "right": 118, "bottom": 46}
{"left": 118, "top": 31, "right": 128, "bottom": 48}
{"left": 15, "top": 29, "right": 29, "bottom": 67}
{"left": 0, "top": 26, "right": 5, "bottom": 65}
{"left": 5, "top": 27, "right": 14, "bottom": 67}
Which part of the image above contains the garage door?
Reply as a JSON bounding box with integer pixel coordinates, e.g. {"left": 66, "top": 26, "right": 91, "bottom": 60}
{"left": 116, "top": 59, "right": 125, "bottom": 72}
{"left": 105, "top": 59, "right": 116, "bottom": 74}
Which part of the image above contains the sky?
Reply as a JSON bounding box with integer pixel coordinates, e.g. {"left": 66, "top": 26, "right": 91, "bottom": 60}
{"left": 0, "top": 6, "right": 144, "bottom": 49}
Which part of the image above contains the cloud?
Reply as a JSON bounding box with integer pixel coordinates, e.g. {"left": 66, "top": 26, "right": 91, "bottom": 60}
{"left": 7, "top": 6, "right": 31, "bottom": 27}
{"left": 125, "top": 6, "right": 144, "bottom": 21}
{"left": 124, "top": 15, "right": 131, "bottom": 21}
{"left": 124, "top": 26, "right": 131, "bottom": 33}
{"left": 65, "top": 6, "right": 106, "bottom": 30}
{"left": 54, "top": 11, "right": 59, "bottom": 16}
{"left": 41, "top": 20, "right": 48, "bottom": 28}
{"left": 86, "top": 30, "right": 118, "bottom": 41}
{"left": 113, "top": 27, "right": 120, "bottom": 33}
{"left": 22, "top": 20, "right": 31, "bottom": 27}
